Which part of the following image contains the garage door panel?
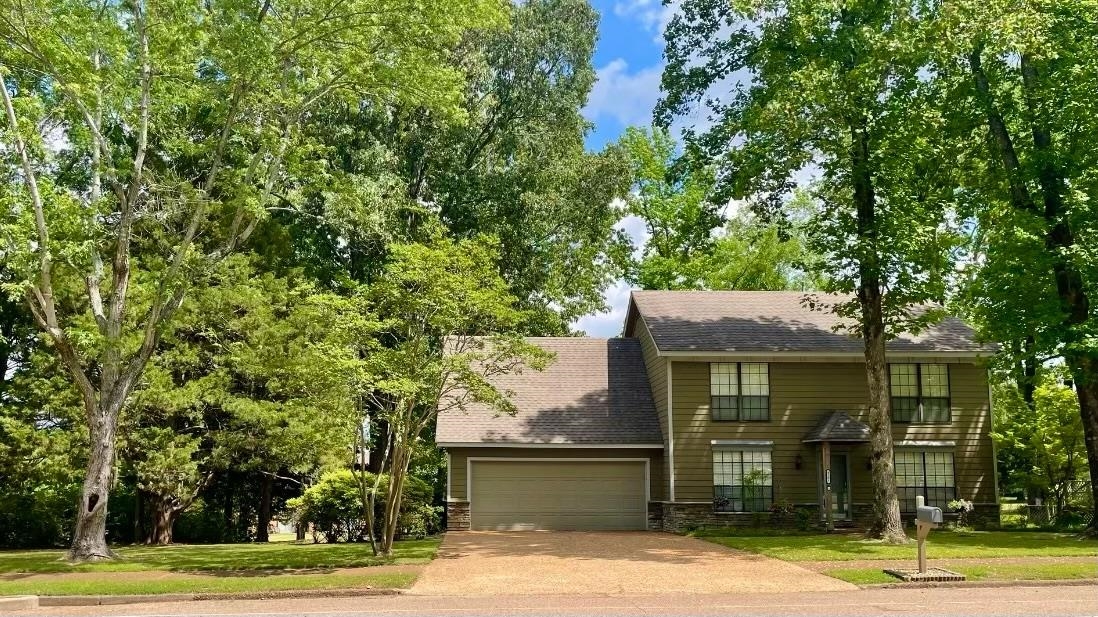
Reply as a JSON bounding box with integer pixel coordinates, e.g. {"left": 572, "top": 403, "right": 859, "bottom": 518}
{"left": 470, "top": 460, "right": 646, "bottom": 531}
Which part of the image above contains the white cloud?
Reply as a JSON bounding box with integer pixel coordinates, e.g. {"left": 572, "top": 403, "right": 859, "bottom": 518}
{"left": 583, "top": 58, "right": 664, "bottom": 129}
{"left": 572, "top": 280, "right": 633, "bottom": 337}
{"left": 613, "top": 0, "right": 675, "bottom": 42}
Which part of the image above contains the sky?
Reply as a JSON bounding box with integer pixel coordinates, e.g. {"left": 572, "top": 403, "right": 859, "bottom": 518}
{"left": 572, "top": 0, "right": 673, "bottom": 338}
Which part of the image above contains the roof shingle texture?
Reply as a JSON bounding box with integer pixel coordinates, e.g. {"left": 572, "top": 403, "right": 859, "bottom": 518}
{"left": 802, "top": 411, "right": 871, "bottom": 443}
{"left": 436, "top": 338, "right": 663, "bottom": 445}
{"left": 631, "top": 291, "right": 994, "bottom": 353}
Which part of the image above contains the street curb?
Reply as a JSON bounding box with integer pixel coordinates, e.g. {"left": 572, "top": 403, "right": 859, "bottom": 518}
{"left": 34, "top": 588, "right": 402, "bottom": 607}
{"left": 0, "top": 596, "right": 39, "bottom": 611}
{"left": 863, "top": 578, "right": 1098, "bottom": 590}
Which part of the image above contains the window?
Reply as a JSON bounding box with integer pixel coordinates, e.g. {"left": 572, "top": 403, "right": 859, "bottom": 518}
{"left": 710, "top": 363, "right": 770, "bottom": 421}
{"left": 890, "top": 363, "right": 950, "bottom": 423}
{"left": 713, "top": 449, "right": 773, "bottom": 512}
{"left": 894, "top": 450, "right": 956, "bottom": 512}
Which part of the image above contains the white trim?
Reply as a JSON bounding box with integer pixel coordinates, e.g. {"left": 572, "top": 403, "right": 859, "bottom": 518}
{"left": 710, "top": 439, "right": 774, "bottom": 448}
{"left": 896, "top": 440, "right": 956, "bottom": 448}
{"left": 437, "top": 442, "right": 664, "bottom": 449}
{"left": 666, "top": 359, "right": 676, "bottom": 502}
{"left": 466, "top": 457, "right": 651, "bottom": 531}
{"left": 657, "top": 350, "right": 989, "bottom": 360}
{"left": 445, "top": 451, "right": 452, "bottom": 501}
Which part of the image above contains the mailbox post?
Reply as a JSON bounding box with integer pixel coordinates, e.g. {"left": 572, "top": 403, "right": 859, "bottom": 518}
{"left": 914, "top": 496, "right": 943, "bottom": 574}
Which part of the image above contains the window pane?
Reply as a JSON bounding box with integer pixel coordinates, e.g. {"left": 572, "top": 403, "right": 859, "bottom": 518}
{"left": 713, "top": 449, "right": 772, "bottom": 513}
{"left": 740, "top": 363, "right": 769, "bottom": 395}
{"left": 921, "top": 364, "right": 950, "bottom": 398}
{"left": 890, "top": 364, "right": 918, "bottom": 397}
{"left": 921, "top": 398, "right": 950, "bottom": 423}
{"left": 710, "top": 363, "right": 738, "bottom": 396}
{"left": 892, "top": 397, "right": 918, "bottom": 422}
{"left": 711, "top": 396, "right": 738, "bottom": 421}
{"left": 925, "top": 451, "right": 955, "bottom": 487}
{"left": 740, "top": 396, "right": 770, "bottom": 421}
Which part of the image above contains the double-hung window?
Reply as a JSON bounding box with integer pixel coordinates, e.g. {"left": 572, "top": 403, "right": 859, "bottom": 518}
{"left": 710, "top": 362, "right": 770, "bottom": 421}
{"left": 890, "top": 363, "right": 950, "bottom": 423}
{"left": 713, "top": 448, "right": 773, "bottom": 513}
{"left": 894, "top": 450, "right": 956, "bottom": 512}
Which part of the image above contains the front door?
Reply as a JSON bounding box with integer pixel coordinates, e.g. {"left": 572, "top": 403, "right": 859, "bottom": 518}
{"left": 820, "top": 452, "right": 852, "bottom": 521}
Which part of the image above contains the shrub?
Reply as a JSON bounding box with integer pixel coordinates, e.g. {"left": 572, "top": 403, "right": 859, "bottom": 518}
{"left": 286, "top": 469, "right": 441, "bottom": 542}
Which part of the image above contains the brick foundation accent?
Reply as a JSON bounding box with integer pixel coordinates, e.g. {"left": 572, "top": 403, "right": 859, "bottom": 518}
{"left": 659, "top": 502, "right": 822, "bottom": 532}
{"left": 446, "top": 500, "right": 470, "bottom": 531}
{"left": 647, "top": 502, "right": 664, "bottom": 530}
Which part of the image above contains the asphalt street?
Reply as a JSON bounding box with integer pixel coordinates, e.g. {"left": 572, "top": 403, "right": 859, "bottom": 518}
{"left": 11, "top": 584, "right": 1098, "bottom": 617}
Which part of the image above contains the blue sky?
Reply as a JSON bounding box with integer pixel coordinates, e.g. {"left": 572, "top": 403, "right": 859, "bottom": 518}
{"left": 573, "top": 1, "right": 672, "bottom": 337}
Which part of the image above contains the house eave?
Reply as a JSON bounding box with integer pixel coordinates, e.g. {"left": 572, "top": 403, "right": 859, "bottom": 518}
{"left": 437, "top": 442, "right": 665, "bottom": 449}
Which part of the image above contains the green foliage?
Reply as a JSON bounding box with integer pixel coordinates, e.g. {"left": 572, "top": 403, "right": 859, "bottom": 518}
{"left": 992, "top": 370, "right": 1088, "bottom": 513}
{"left": 287, "top": 470, "right": 439, "bottom": 543}
{"left": 618, "top": 127, "right": 821, "bottom": 292}
{"left": 657, "top": 0, "right": 958, "bottom": 330}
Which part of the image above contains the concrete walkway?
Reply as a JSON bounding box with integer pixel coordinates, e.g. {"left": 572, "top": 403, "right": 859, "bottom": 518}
{"left": 409, "top": 531, "right": 854, "bottom": 596}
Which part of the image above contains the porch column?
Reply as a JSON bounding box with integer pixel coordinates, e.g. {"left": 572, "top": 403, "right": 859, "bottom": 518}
{"left": 821, "top": 441, "right": 834, "bottom": 532}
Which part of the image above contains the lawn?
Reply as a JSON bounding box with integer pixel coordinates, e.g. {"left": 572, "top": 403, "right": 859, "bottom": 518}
{"left": 0, "top": 538, "right": 440, "bottom": 574}
{"left": 698, "top": 530, "right": 1098, "bottom": 561}
{"left": 0, "top": 571, "right": 416, "bottom": 597}
{"left": 826, "top": 562, "right": 1098, "bottom": 585}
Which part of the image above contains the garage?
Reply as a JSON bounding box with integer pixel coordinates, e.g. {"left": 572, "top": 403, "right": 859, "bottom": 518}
{"left": 468, "top": 459, "right": 649, "bottom": 531}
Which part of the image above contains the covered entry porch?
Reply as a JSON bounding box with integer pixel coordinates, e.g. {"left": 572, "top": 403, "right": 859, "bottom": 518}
{"left": 803, "top": 411, "right": 871, "bottom": 530}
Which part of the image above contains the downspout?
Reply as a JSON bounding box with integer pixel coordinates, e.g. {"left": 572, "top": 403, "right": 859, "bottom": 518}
{"left": 667, "top": 359, "right": 675, "bottom": 502}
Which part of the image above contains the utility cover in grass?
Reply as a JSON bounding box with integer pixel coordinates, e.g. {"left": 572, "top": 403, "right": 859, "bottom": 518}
{"left": 883, "top": 568, "right": 966, "bottom": 582}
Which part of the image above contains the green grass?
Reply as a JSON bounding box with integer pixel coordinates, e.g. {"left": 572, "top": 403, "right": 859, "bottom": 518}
{"left": 826, "top": 562, "right": 1098, "bottom": 585}
{"left": 0, "top": 538, "right": 441, "bottom": 574}
{"left": 0, "top": 572, "right": 416, "bottom": 597}
{"left": 699, "top": 531, "right": 1098, "bottom": 561}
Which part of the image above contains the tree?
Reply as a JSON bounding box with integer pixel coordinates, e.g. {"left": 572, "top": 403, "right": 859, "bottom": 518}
{"left": 939, "top": 0, "right": 1098, "bottom": 524}
{"left": 617, "top": 126, "right": 823, "bottom": 291}
{"left": 369, "top": 0, "right": 633, "bottom": 333}
{"left": 0, "top": 0, "right": 504, "bottom": 560}
{"left": 359, "top": 231, "right": 552, "bottom": 555}
{"left": 992, "top": 369, "right": 1088, "bottom": 518}
{"left": 658, "top": 0, "right": 960, "bottom": 541}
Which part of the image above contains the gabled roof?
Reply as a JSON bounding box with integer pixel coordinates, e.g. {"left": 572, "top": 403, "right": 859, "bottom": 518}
{"left": 624, "top": 290, "right": 995, "bottom": 355}
{"left": 436, "top": 338, "right": 663, "bottom": 446}
{"left": 802, "top": 411, "right": 871, "bottom": 443}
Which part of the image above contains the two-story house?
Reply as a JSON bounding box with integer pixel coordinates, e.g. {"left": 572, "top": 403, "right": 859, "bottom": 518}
{"left": 437, "top": 291, "right": 999, "bottom": 532}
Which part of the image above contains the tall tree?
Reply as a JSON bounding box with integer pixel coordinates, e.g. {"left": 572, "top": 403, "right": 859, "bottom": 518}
{"left": 941, "top": 0, "right": 1098, "bottom": 523}
{"left": 659, "top": 0, "right": 958, "bottom": 541}
{"left": 619, "top": 127, "right": 822, "bottom": 291}
{"left": 370, "top": 0, "right": 633, "bottom": 333}
{"left": 0, "top": 0, "right": 504, "bottom": 560}
{"left": 359, "top": 231, "right": 551, "bottom": 555}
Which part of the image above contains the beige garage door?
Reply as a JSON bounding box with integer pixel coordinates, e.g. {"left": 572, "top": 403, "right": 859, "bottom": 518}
{"left": 470, "top": 460, "right": 647, "bottom": 531}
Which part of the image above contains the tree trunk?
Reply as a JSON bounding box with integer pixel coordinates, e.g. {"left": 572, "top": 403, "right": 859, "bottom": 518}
{"left": 148, "top": 499, "right": 178, "bottom": 545}
{"left": 861, "top": 291, "right": 907, "bottom": 542}
{"left": 67, "top": 412, "right": 118, "bottom": 561}
{"left": 1071, "top": 356, "right": 1098, "bottom": 533}
{"left": 850, "top": 116, "right": 906, "bottom": 543}
{"left": 256, "top": 475, "right": 273, "bottom": 543}
{"left": 381, "top": 442, "right": 409, "bottom": 555}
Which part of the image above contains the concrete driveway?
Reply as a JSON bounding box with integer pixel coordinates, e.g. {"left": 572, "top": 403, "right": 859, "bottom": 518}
{"left": 410, "top": 531, "right": 855, "bottom": 596}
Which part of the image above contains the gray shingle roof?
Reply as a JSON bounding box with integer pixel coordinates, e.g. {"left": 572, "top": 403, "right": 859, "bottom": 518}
{"left": 436, "top": 337, "right": 663, "bottom": 445}
{"left": 802, "top": 411, "right": 871, "bottom": 443}
{"left": 628, "top": 291, "right": 995, "bottom": 354}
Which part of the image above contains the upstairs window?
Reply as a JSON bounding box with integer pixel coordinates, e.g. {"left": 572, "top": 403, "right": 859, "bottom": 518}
{"left": 890, "top": 363, "right": 950, "bottom": 423}
{"left": 710, "top": 362, "right": 770, "bottom": 421}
